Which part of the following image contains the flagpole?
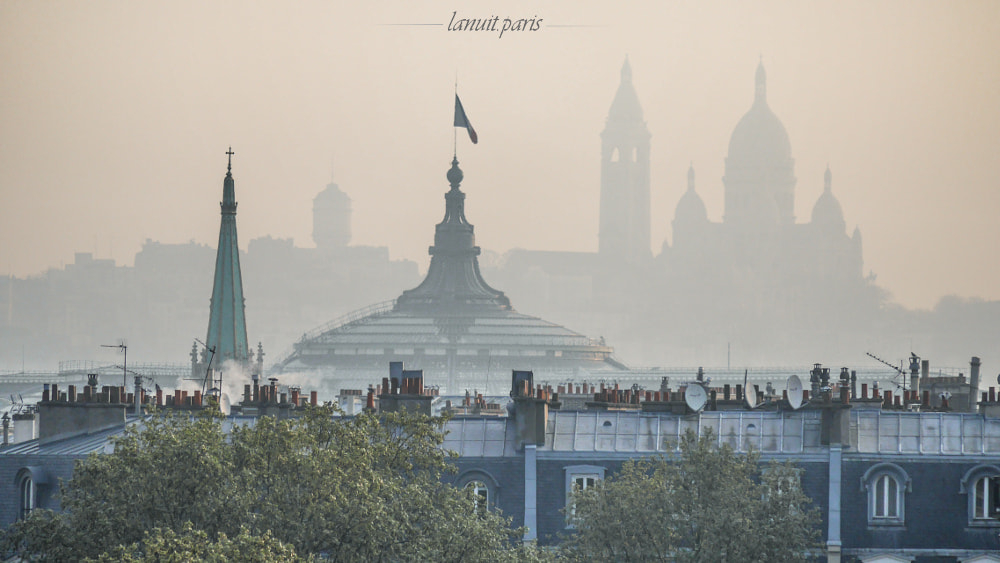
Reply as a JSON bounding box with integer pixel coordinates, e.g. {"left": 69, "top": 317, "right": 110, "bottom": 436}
{"left": 454, "top": 73, "right": 458, "bottom": 159}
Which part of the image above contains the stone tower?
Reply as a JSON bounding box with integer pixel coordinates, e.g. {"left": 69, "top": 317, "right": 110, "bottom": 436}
{"left": 312, "top": 176, "right": 352, "bottom": 249}
{"left": 599, "top": 57, "right": 651, "bottom": 264}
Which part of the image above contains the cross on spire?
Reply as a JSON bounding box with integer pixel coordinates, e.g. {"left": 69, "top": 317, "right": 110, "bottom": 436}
{"left": 226, "top": 147, "right": 235, "bottom": 171}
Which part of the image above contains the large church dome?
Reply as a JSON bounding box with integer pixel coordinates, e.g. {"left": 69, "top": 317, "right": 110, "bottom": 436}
{"left": 726, "top": 62, "right": 792, "bottom": 165}
{"left": 722, "top": 61, "right": 797, "bottom": 227}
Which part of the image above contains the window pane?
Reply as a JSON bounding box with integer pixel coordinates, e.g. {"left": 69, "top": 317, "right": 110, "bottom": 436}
{"left": 976, "top": 477, "right": 988, "bottom": 519}
{"left": 875, "top": 476, "right": 885, "bottom": 516}
{"left": 19, "top": 477, "right": 33, "bottom": 519}
{"left": 887, "top": 477, "right": 897, "bottom": 517}
{"left": 991, "top": 477, "right": 1000, "bottom": 517}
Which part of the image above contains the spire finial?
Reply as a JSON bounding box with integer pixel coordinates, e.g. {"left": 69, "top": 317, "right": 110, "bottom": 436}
{"left": 447, "top": 156, "right": 463, "bottom": 188}
{"left": 226, "top": 147, "right": 234, "bottom": 173}
{"left": 754, "top": 58, "right": 766, "bottom": 104}
{"left": 621, "top": 55, "right": 632, "bottom": 83}
{"left": 687, "top": 162, "right": 695, "bottom": 191}
{"left": 824, "top": 164, "right": 832, "bottom": 191}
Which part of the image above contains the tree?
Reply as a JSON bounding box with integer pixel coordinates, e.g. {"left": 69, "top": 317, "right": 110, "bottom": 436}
{"left": 560, "top": 428, "right": 821, "bottom": 562}
{"left": 1, "top": 406, "right": 547, "bottom": 562}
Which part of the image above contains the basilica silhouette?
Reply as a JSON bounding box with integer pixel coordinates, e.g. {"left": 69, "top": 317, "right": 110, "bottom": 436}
{"left": 488, "top": 59, "right": 882, "bottom": 366}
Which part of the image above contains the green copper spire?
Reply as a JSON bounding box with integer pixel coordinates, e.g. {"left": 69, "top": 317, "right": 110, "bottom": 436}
{"left": 205, "top": 147, "right": 249, "bottom": 367}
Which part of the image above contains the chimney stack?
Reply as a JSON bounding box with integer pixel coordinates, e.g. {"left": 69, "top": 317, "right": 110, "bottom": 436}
{"left": 970, "top": 356, "right": 982, "bottom": 400}
{"left": 909, "top": 354, "right": 921, "bottom": 397}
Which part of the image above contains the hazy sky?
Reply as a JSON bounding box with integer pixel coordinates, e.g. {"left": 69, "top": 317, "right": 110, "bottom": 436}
{"left": 1, "top": 1, "right": 998, "bottom": 310}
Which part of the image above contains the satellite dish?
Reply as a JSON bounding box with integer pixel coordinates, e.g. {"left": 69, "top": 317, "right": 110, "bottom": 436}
{"left": 786, "top": 375, "right": 804, "bottom": 410}
{"left": 685, "top": 384, "right": 707, "bottom": 412}
{"left": 219, "top": 393, "right": 231, "bottom": 416}
{"left": 745, "top": 385, "right": 758, "bottom": 409}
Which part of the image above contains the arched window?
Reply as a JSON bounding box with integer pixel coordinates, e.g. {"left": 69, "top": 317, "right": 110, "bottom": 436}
{"left": 14, "top": 467, "right": 50, "bottom": 520}
{"left": 466, "top": 480, "right": 489, "bottom": 512}
{"left": 456, "top": 470, "right": 499, "bottom": 513}
{"left": 861, "top": 463, "right": 910, "bottom": 526}
{"left": 18, "top": 474, "right": 34, "bottom": 520}
{"left": 611, "top": 148, "right": 620, "bottom": 162}
{"left": 960, "top": 464, "right": 1000, "bottom": 526}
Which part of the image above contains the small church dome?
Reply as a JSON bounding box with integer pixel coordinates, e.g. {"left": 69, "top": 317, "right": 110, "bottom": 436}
{"left": 811, "top": 166, "right": 846, "bottom": 231}
{"left": 674, "top": 165, "right": 708, "bottom": 223}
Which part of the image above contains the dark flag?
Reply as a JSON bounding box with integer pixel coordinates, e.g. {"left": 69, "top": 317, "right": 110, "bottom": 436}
{"left": 454, "top": 94, "right": 478, "bottom": 144}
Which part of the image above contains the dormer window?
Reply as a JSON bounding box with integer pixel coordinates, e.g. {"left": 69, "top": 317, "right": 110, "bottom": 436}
{"left": 861, "top": 463, "right": 910, "bottom": 527}
{"left": 960, "top": 464, "right": 1000, "bottom": 526}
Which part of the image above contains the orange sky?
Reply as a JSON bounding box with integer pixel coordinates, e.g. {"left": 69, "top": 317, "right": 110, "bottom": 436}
{"left": 1, "top": 0, "right": 998, "bottom": 310}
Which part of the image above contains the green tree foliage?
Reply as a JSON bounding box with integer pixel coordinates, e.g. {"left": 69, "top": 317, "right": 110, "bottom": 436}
{"left": 560, "top": 429, "right": 821, "bottom": 562}
{"left": 2, "top": 406, "right": 547, "bottom": 562}
{"left": 92, "top": 523, "right": 303, "bottom": 563}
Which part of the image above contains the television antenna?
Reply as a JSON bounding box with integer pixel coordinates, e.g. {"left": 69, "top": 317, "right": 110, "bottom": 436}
{"left": 866, "top": 351, "right": 907, "bottom": 393}
{"left": 189, "top": 338, "right": 218, "bottom": 397}
{"left": 7, "top": 394, "right": 25, "bottom": 415}
{"left": 101, "top": 339, "right": 128, "bottom": 388}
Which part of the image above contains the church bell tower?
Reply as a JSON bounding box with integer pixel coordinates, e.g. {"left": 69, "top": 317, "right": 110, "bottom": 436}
{"left": 599, "top": 57, "right": 652, "bottom": 265}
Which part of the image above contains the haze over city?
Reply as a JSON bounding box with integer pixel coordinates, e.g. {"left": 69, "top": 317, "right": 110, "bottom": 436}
{"left": 2, "top": 1, "right": 998, "bottom": 312}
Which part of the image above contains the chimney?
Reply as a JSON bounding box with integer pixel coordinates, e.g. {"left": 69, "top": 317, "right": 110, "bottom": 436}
{"left": 511, "top": 370, "right": 547, "bottom": 447}
{"left": 38, "top": 382, "right": 126, "bottom": 442}
{"left": 389, "top": 361, "right": 404, "bottom": 392}
{"left": 970, "top": 356, "right": 982, "bottom": 400}
{"left": 909, "top": 354, "right": 920, "bottom": 397}
{"left": 133, "top": 376, "right": 142, "bottom": 415}
{"left": 378, "top": 363, "right": 431, "bottom": 415}
{"left": 11, "top": 411, "right": 38, "bottom": 443}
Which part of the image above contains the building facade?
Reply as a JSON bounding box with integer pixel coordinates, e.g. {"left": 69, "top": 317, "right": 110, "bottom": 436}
{"left": 3, "top": 367, "right": 1000, "bottom": 562}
